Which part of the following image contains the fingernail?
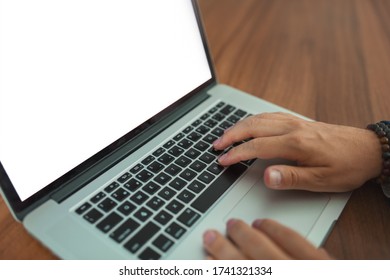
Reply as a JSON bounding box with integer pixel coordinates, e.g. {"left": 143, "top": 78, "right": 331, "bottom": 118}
{"left": 226, "top": 218, "right": 238, "bottom": 231}
{"left": 252, "top": 219, "right": 264, "bottom": 229}
{"left": 203, "top": 230, "right": 217, "bottom": 246}
{"left": 217, "top": 153, "right": 229, "bottom": 165}
{"left": 212, "top": 138, "right": 222, "bottom": 147}
{"left": 269, "top": 169, "right": 282, "bottom": 188}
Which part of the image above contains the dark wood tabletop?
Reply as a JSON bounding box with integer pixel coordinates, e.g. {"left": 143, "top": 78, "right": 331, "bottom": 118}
{"left": 1, "top": 0, "right": 390, "bottom": 259}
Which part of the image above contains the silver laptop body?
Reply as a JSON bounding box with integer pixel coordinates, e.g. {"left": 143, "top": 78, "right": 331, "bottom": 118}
{"left": 0, "top": 0, "right": 349, "bottom": 259}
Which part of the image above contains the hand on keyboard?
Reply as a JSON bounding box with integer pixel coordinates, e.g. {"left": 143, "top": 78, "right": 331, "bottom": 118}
{"left": 203, "top": 218, "right": 331, "bottom": 260}
{"left": 213, "top": 112, "right": 382, "bottom": 193}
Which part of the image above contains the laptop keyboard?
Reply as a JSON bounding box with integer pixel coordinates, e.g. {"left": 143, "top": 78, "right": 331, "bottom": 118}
{"left": 74, "top": 101, "right": 254, "bottom": 259}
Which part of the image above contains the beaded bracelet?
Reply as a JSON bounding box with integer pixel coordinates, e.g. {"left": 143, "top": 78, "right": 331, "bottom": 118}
{"left": 367, "top": 121, "right": 390, "bottom": 198}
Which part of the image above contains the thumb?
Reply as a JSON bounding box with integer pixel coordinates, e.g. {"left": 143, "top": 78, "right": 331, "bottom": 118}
{"left": 264, "top": 165, "right": 324, "bottom": 191}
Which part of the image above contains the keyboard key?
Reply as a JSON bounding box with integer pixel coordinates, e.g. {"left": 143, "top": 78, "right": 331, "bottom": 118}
{"left": 117, "top": 172, "right": 132, "bottom": 183}
{"left": 177, "top": 190, "right": 195, "bottom": 204}
{"left": 220, "top": 104, "right": 236, "bottom": 115}
{"left": 130, "top": 163, "right": 143, "bottom": 174}
{"left": 189, "top": 160, "right": 206, "bottom": 172}
{"left": 169, "top": 177, "right": 187, "bottom": 191}
{"left": 191, "top": 164, "right": 247, "bottom": 213}
{"left": 209, "top": 106, "right": 218, "bottom": 114}
{"left": 178, "top": 139, "right": 193, "bottom": 149}
{"left": 139, "top": 247, "right": 161, "bottom": 260}
{"left": 83, "top": 208, "right": 103, "bottom": 224}
{"left": 166, "top": 199, "right": 184, "bottom": 214}
{"left": 124, "top": 222, "right": 160, "bottom": 253}
{"left": 227, "top": 115, "right": 240, "bottom": 124}
{"left": 203, "top": 134, "right": 218, "bottom": 144}
{"left": 197, "top": 171, "right": 215, "bottom": 184}
{"left": 97, "top": 198, "right": 117, "bottom": 212}
{"left": 136, "top": 170, "right": 153, "bottom": 182}
{"left": 153, "top": 234, "right": 174, "bottom": 252}
{"left": 154, "top": 210, "right": 173, "bottom": 225}
{"left": 204, "top": 119, "right": 218, "bottom": 128}
{"left": 110, "top": 218, "right": 140, "bottom": 243}
{"left": 177, "top": 208, "right": 200, "bottom": 227}
{"left": 234, "top": 109, "right": 247, "bottom": 117}
{"left": 134, "top": 207, "right": 153, "bottom": 222}
{"left": 104, "top": 181, "right": 120, "bottom": 193}
{"left": 142, "top": 181, "right": 161, "bottom": 195}
{"left": 90, "top": 192, "right": 106, "bottom": 203}
{"left": 208, "top": 147, "right": 224, "bottom": 156}
{"left": 154, "top": 172, "right": 172, "bottom": 185}
{"left": 179, "top": 169, "right": 197, "bottom": 181}
{"left": 158, "top": 153, "right": 174, "bottom": 165}
{"left": 220, "top": 121, "right": 233, "bottom": 130}
{"left": 130, "top": 191, "right": 149, "bottom": 205}
{"left": 117, "top": 201, "right": 136, "bottom": 216}
{"left": 212, "top": 113, "right": 225, "bottom": 122}
{"left": 146, "top": 197, "right": 165, "bottom": 211}
{"left": 211, "top": 127, "right": 224, "bottom": 137}
{"left": 163, "top": 140, "right": 175, "bottom": 149}
{"left": 185, "top": 148, "right": 201, "bottom": 159}
{"left": 141, "top": 155, "right": 155, "bottom": 165}
{"left": 187, "top": 132, "right": 202, "bottom": 142}
{"left": 152, "top": 147, "right": 165, "bottom": 157}
{"left": 123, "top": 178, "right": 142, "bottom": 192}
{"left": 196, "top": 125, "right": 210, "bottom": 134}
{"left": 199, "top": 152, "right": 216, "bottom": 164}
{"left": 187, "top": 180, "right": 206, "bottom": 194}
{"left": 216, "top": 101, "right": 225, "bottom": 108}
{"left": 111, "top": 188, "right": 130, "bottom": 202}
{"left": 165, "top": 222, "right": 186, "bottom": 239}
{"left": 182, "top": 126, "right": 193, "bottom": 134}
{"left": 194, "top": 141, "right": 209, "bottom": 152}
{"left": 97, "top": 212, "right": 123, "bottom": 233}
{"left": 192, "top": 119, "right": 202, "bottom": 127}
{"left": 76, "top": 202, "right": 91, "bottom": 215}
{"left": 164, "top": 164, "right": 182, "bottom": 176}
{"left": 147, "top": 161, "right": 164, "bottom": 173}
{"left": 200, "top": 113, "right": 210, "bottom": 120}
{"left": 175, "top": 156, "right": 191, "bottom": 167}
{"left": 158, "top": 187, "right": 177, "bottom": 201}
{"left": 207, "top": 163, "right": 225, "bottom": 175}
{"left": 168, "top": 146, "right": 184, "bottom": 157}
{"left": 173, "top": 133, "right": 185, "bottom": 141}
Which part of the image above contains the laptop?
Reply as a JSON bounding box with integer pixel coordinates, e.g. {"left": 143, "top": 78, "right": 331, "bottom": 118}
{"left": 0, "top": 0, "right": 349, "bottom": 259}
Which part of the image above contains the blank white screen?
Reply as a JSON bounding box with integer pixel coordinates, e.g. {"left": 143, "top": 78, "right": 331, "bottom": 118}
{"left": 0, "top": 0, "right": 212, "bottom": 201}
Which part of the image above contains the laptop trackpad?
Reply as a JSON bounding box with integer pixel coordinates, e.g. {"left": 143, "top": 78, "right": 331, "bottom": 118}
{"left": 224, "top": 181, "right": 330, "bottom": 237}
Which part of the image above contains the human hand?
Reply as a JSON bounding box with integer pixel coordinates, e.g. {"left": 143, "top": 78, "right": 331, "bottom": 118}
{"left": 203, "top": 218, "right": 331, "bottom": 259}
{"left": 213, "top": 112, "right": 382, "bottom": 192}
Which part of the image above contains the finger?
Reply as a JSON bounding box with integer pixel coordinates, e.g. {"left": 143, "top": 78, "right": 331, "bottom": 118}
{"left": 252, "top": 219, "right": 331, "bottom": 260}
{"left": 264, "top": 165, "right": 328, "bottom": 191}
{"left": 258, "top": 112, "right": 304, "bottom": 121}
{"left": 213, "top": 115, "right": 294, "bottom": 150}
{"left": 226, "top": 219, "right": 289, "bottom": 259}
{"left": 218, "top": 136, "right": 295, "bottom": 166}
{"left": 203, "top": 230, "right": 246, "bottom": 260}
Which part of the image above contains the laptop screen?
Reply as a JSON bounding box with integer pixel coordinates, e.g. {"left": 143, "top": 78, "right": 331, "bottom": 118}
{"left": 0, "top": 0, "right": 212, "bottom": 202}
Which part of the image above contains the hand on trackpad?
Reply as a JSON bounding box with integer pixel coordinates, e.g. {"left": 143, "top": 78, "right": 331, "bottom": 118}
{"left": 224, "top": 181, "right": 330, "bottom": 237}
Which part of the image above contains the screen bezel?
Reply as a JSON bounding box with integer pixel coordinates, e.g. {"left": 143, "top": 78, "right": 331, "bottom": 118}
{"left": 0, "top": 0, "right": 216, "bottom": 218}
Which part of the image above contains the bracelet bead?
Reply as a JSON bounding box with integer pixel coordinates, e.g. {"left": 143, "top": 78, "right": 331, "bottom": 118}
{"left": 367, "top": 121, "right": 390, "bottom": 198}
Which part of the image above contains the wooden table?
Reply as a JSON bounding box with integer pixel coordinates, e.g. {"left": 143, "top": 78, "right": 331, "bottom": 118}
{"left": 1, "top": 0, "right": 390, "bottom": 259}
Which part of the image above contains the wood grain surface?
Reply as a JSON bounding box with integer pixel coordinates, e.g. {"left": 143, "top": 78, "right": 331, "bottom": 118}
{"left": 1, "top": 0, "right": 390, "bottom": 259}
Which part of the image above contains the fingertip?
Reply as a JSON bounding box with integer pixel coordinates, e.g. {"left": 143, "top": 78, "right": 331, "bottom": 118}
{"left": 264, "top": 167, "right": 283, "bottom": 189}
{"left": 203, "top": 230, "right": 217, "bottom": 246}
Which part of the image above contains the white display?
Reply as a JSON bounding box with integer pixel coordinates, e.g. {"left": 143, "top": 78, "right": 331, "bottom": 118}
{"left": 0, "top": 0, "right": 212, "bottom": 201}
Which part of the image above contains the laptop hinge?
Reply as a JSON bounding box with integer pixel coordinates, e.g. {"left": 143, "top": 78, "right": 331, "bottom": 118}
{"left": 50, "top": 87, "right": 213, "bottom": 204}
